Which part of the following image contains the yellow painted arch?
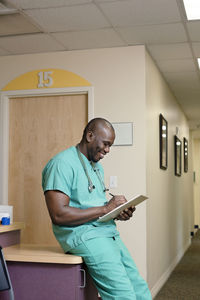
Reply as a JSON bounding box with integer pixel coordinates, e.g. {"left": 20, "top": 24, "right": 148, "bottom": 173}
{"left": 2, "top": 68, "right": 91, "bottom": 91}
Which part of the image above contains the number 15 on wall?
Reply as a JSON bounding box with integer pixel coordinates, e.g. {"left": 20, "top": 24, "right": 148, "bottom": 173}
{"left": 37, "top": 71, "right": 53, "bottom": 88}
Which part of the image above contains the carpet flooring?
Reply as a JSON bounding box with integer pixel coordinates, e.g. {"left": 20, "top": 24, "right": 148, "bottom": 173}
{"left": 154, "top": 230, "right": 200, "bottom": 300}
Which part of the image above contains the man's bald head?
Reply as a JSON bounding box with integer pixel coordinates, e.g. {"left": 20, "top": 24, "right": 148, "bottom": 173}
{"left": 82, "top": 118, "right": 114, "bottom": 140}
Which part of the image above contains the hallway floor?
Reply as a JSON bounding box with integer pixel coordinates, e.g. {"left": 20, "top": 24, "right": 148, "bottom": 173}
{"left": 154, "top": 230, "right": 200, "bottom": 299}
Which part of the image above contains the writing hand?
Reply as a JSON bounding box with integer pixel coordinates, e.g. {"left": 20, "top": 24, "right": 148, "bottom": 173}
{"left": 105, "top": 195, "right": 127, "bottom": 214}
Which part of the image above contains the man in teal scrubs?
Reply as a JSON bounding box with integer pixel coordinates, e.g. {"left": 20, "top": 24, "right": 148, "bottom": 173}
{"left": 42, "top": 118, "right": 152, "bottom": 300}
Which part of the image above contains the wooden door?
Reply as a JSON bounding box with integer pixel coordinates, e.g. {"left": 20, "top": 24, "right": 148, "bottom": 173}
{"left": 8, "top": 94, "right": 88, "bottom": 245}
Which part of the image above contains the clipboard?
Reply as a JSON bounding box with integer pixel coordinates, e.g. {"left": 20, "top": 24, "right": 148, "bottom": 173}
{"left": 97, "top": 195, "right": 148, "bottom": 222}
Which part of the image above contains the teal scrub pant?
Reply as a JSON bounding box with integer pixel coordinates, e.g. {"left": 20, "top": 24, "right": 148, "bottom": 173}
{"left": 69, "top": 236, "right": 152, "bottom": 300}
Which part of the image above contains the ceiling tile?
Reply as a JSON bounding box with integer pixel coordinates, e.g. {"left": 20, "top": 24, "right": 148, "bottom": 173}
{"left": 94, "top": 0, "right": 119, "bottom": 2}
{"left": 0, "top": 34, "right": 66, "bottom": 54}
{"left": 117, "top": 23, "right": 187, "bottom": 45}
{"left": 163, "top": 71, "right": 200, "bottom": 84}
{"left": 8, "top": 0, "right": 92, "bottom": 9}
{"left": 157, "top": 58, "right": 196, "bottom": 72}
{"left": 168, "top": 84, "right": 200, "bottom": 115}
{"left": 99, "top": 0, "right": 181, "bottom": 27}
{"left": 169, "top": 80, "right": 200, "bottom": 91}
{"left": 148, "top": 43, "right": 192, "bottom": 61}
{"left": 173, "top": 89, "right": 200, "bottom": 99}
{"left": 25, "top": 4, "right": 110, "bottom": 32}
{"left": 174, "top": 94, "right": 200, "bottom": 120}
{"left": 192, "top": 129, "right": 200, "bottom": 137}
{"left": 182, "top": 107, "right": 200, "bottom": 121}
{"left": 187, "top": 21, "right": 200, "bottom": 42}
{"left": 0, "top": 13, "right": 41, "bottom": 36}
{"left": 53, "top": 28, "right": 125, "bottom": 50}
{"left": 192, "top": 42, "right": 200, "bottom": 57}
{"left": 0, "top": 2, "right": 17, "bottom": 13}
{"left": 0, "top": 48, "right": 10, "bottom": 55}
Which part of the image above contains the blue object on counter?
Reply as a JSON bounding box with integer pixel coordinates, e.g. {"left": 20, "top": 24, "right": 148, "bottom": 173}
{"left": 1, "top": 217, "right": 10, "bottom": 225}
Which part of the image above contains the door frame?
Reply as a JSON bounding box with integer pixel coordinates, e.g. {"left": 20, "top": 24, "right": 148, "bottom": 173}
{"left": 0, "top": 86, "right": 94, "bottom": 204}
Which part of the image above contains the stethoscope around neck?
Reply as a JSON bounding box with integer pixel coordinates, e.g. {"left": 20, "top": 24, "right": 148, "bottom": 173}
{"left": 76, "top": 145, "right": 109, "bottom": 193}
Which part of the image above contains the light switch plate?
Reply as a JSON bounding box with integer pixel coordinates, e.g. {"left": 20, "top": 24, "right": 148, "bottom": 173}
{"left": 109, "top": 176, "right": 117, "bottom": 188}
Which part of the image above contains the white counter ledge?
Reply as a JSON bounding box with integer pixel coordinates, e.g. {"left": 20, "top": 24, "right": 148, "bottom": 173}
{"left": 0, "top": 222, "right": 25, "bottom": 233}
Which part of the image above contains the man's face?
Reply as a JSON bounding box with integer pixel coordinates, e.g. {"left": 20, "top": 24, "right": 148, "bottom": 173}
{"left": 87, "top": 125, "right": 115, "bottom": 162}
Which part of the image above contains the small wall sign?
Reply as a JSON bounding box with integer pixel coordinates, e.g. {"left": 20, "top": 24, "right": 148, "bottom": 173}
{"left": 112, "top": 122, "right": 133, "bottom": 146}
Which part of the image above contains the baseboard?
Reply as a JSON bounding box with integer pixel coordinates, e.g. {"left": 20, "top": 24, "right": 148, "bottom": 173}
{"left": 150, "top": 239, "right": 191, "bottom": 299}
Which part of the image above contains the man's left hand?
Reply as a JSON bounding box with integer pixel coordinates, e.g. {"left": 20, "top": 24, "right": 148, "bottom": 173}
{"left": 115, "top": 206, "right": 136, "bottom": 221}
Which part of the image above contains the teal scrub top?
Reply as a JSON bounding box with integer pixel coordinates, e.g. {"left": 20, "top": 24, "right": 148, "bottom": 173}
{"left": 42, "top": 146, "right": 119, "bottom": 252}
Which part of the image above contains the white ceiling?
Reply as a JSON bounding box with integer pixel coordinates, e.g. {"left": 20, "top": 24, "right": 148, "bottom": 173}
{"left": 0, "top": 0, "right": 200, "bottom": 131}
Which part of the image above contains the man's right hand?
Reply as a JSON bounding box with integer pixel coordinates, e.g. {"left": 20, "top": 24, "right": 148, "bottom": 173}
{"left": 105, "top": 195, "right": 127, "bottom": 214}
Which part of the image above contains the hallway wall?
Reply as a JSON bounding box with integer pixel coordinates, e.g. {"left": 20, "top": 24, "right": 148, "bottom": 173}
{"left": 145, "top": 51, "right": 194, "bottom": 296}
{"left": 192, "top": 138, "right": 200, "bottom": 227}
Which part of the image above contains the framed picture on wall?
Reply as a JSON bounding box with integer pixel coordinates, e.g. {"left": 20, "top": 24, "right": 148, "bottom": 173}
{"left": 183, "top": 137, "right": 188, "bottom": 173}
{"left": 159, "top": 114, "right": 168, "bottom": 170}
{"left": 174, "top": 135, "right": 182, "bottom": 176}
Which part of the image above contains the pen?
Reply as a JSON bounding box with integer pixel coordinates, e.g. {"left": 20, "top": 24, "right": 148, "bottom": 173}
{"left": 109, "top": 192, "right": 115, "bottom": 197}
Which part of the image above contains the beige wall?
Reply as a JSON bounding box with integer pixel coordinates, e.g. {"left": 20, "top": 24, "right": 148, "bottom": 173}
{"left": 192, "top": 138, "right": 200, "bottom": 227}
{"left": 0, "top": 46, "right": 148, "bottom": 278}
{"left": 145, "top": 51, "right": 194, "bottom": 296}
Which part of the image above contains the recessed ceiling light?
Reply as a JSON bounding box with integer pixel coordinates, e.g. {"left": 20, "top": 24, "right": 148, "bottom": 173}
{"left": 198, "top": 58, "right": 200, "bottom": 68}
{"left": 183, "top": 0, "right": 200, "bottom": 20}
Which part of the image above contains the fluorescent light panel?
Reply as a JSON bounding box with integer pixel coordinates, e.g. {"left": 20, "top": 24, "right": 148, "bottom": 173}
{"left": 198, "top": 58, "right": 200, "bottom": 68}
{"left": 183, "top": 0, "right": 200, "bottom": 20}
